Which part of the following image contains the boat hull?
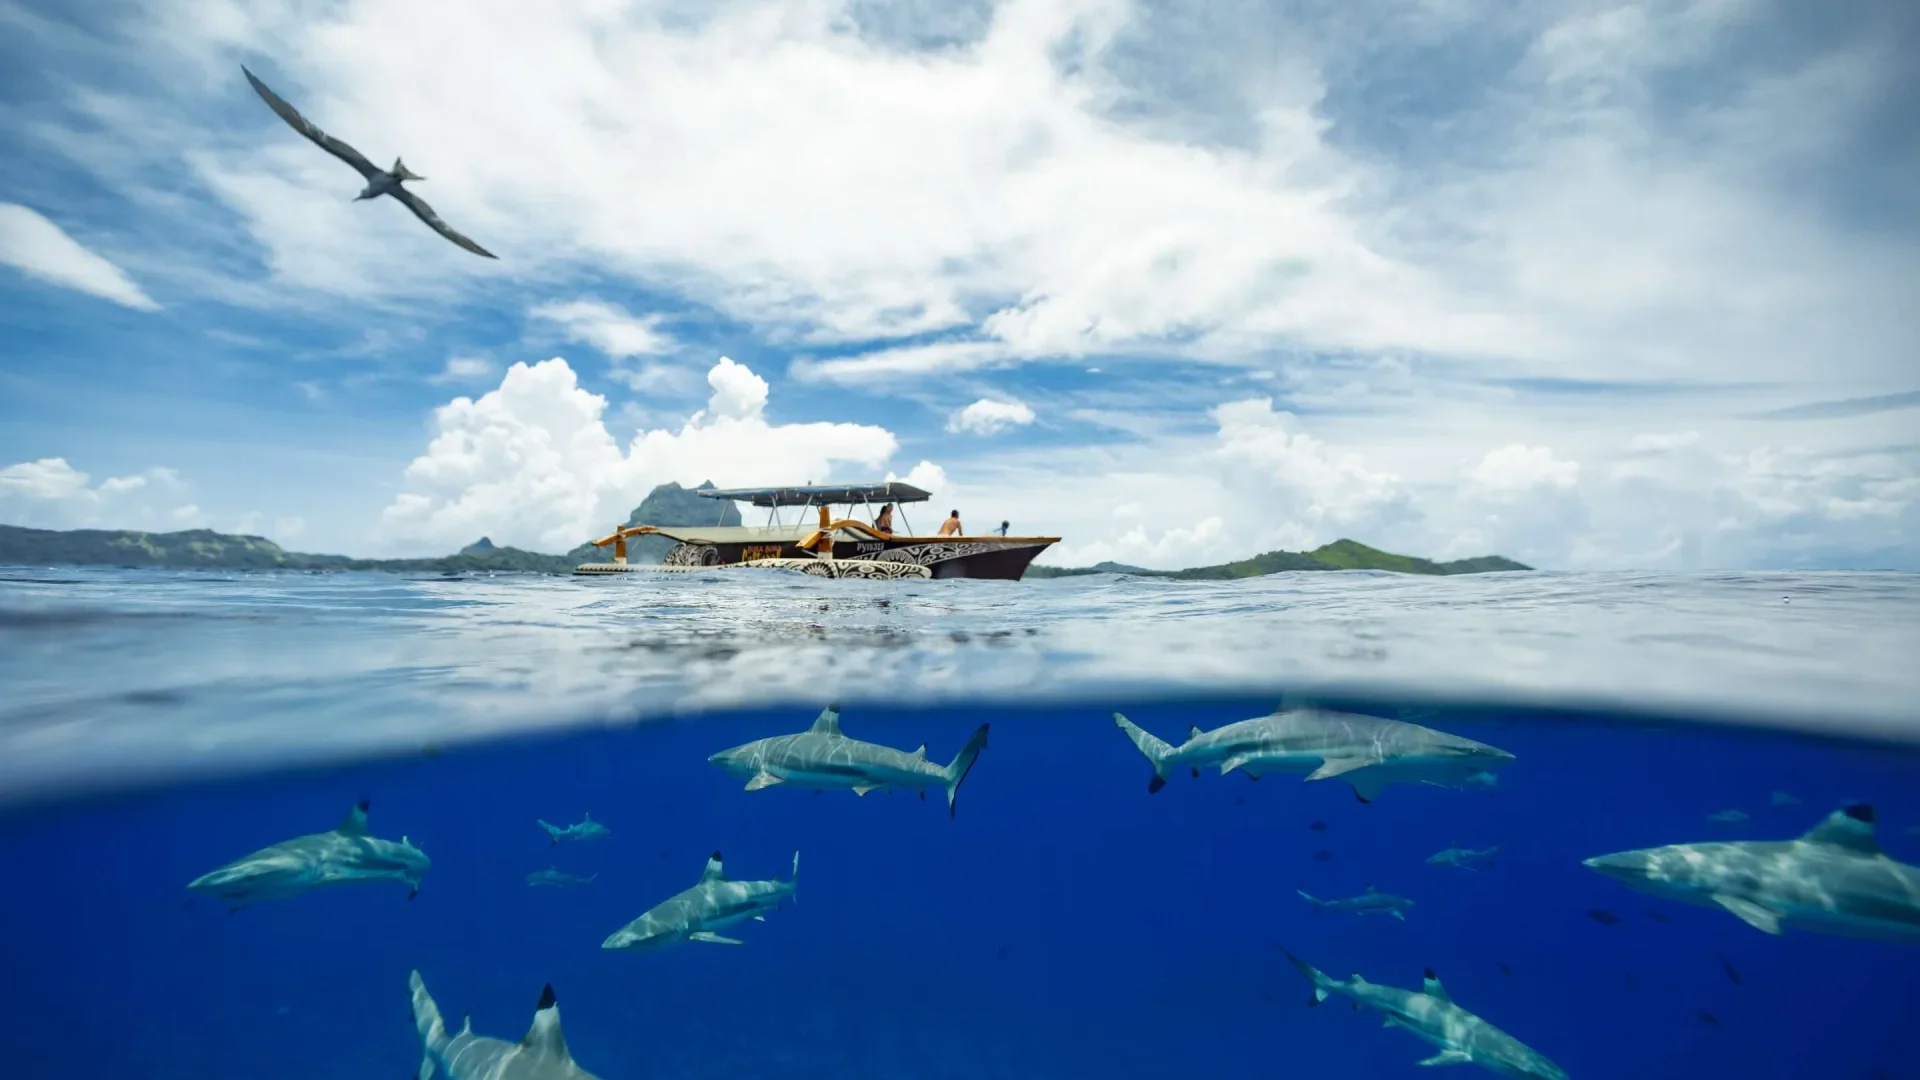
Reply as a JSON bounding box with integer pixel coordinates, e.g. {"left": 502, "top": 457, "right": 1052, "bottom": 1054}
{"left": 574, "top": 558, "right": 932, "bottom": 579}
{"left": 657, "top": 536, "right": 1054, "bottom": 580}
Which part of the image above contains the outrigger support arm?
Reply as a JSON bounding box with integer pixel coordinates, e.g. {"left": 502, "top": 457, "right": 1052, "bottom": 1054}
{"left": 590, "top": 525, "right": 660, "bottom": 566}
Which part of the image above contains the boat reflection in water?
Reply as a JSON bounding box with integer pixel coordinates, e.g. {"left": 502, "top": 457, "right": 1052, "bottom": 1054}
{"left": 575, "top": 482, "right": 1059, "bottom": 580}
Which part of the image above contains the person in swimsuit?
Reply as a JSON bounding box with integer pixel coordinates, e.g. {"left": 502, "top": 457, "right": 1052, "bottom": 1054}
{"left": 937, "top": 510, "right": 963, "bottom": 536}
{"left": 874, "top": 503, "right": 895, "bottom": 534}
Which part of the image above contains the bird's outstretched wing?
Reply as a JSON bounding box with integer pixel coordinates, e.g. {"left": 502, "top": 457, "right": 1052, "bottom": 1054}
{"left": 241, "top": 65, "right": 380, "bottom": 180}
{"left": 390, "top": 187, "right": 499, "bottom": 259}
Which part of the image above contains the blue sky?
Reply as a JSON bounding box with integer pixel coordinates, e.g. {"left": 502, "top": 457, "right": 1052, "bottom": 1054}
{"left": 1, "top": 0, "right": 1916, "bottom": 568}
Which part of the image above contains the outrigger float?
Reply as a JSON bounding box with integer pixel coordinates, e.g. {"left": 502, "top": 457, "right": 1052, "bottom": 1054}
{"left": 575, "top": 482, "right": 1059, "bottom": 581}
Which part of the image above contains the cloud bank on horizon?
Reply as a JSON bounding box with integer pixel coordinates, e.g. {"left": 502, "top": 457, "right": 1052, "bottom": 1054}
{"left": 0, "top": 0, "right": 1915, "bottom": 570}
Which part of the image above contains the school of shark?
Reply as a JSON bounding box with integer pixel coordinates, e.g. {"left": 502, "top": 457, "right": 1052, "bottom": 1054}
{"left": 183, "top": 698, "right": 1920, "bottom": 1079}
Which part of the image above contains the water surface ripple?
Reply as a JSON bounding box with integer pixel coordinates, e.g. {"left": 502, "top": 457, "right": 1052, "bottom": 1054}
{"left": 1, "top": 567, "right": 1915, "bottom": 806}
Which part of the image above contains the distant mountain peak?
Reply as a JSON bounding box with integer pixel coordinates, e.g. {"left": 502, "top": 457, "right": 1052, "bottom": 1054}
{"left": 459, "top": 537, "right": 498, "bottom": 555}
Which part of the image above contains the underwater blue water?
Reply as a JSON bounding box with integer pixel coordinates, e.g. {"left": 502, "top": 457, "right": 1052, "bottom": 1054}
{"left": 2, "top": 567, "right": 1918, "bottom": 1078}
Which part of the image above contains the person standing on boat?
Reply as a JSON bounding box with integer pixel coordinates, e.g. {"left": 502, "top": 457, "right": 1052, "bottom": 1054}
{"left": 874, "top": 503, "right": 895, "bottom": 534}
{"left": 995, "top": 520, "right": 1010, "bottom": 536}
{"left": 938, "top": 510, "right": 963, "bottom": 536}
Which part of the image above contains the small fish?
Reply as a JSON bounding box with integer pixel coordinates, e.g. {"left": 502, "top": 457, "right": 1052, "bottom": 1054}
{"left": 1312, "top": 849, "right": 1335, "bottom": 863}
{"left": 525, "top": 866, "right": 598, "bottom": 889}
{"left": 1588, "top": 908, "right": 1622, "bottom": 925}
{"left": 1770, "top": 791, "right": 1800, "bottom": 806}
{"left": 1695, "top": 1010, "right": 1720, "bottom": 1027}
{"left": 1308, "top": 821, "right": 1329, "bottom": 832}
{"left": 1708, "top": 809, "right": 1749, "bottom": 824}
{"left": 538, "top": 813, "right": 611, "bottom": 846}
{"left": 1498, "top": 962, "right": 1513, "bottom": 977}
{"left": 1645, "top": 910, "right": 1669, "bottom": 922}
{"left": 1717, "top": 954, "right": 1741, "bottom": 984}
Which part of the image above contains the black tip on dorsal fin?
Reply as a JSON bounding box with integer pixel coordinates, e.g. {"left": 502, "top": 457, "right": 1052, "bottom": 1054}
{"left": 711, "top": 850, "right": 722, "bottom": 861}
{"left": 828, "top": 702, "right": 840, "bottom": 712}
{"left": 537, "top": 984, "right": 557, "bottom": 1010}
{"left": 1845, "top": 803, "right": 1875, "bottom": 823}
{"left": 1424, "top": 967, "right": 1437, "bottom": 979}
{"left": 358, "top": 798, "right": 371, "bottom": 812}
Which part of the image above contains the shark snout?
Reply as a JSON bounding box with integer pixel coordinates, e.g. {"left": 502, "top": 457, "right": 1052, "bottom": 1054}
{"left": 602, "top": 926, "right": 667, "bottom": 951}
{"left": 186, "top": 865, "right": 250, "bottom": 893}
{"left": 1581, "top": 850, "right": 1653, "bottom": 883}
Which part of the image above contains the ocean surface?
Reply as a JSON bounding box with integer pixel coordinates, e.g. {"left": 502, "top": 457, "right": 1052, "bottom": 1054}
{"left": 1, "top": 566, "right": 1917, "bottom": 1079}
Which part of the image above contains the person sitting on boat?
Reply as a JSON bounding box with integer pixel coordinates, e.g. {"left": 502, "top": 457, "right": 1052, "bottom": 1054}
{"left": 995, "top": 520, "right": 1010, "bottom": 536}
{"left": 938, "top": 510, "right": 963, "bottom": 536}
{"left": 874, "top": 503, "right": 895, "bottom": 534}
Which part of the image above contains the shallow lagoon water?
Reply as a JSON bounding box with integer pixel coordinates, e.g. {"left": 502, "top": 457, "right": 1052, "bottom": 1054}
{"left": 1, "top": 567, "right": 1917, "bottom": 1078}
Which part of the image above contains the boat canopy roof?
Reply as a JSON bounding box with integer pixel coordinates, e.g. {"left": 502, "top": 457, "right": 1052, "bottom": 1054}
{"left": 697, "top": 482, "right": 933, "bottom": 508}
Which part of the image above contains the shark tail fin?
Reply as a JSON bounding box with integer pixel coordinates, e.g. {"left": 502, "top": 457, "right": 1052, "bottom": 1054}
{"left": 1277, "top": 947, "right": 1333, "bottom": 1006}
{"left": 408, "top": 969, "right": 450, "bottom": 1075}
{"left": 943, "top": 723, "right": 990, "bottom": 819}
{"left": 1113, "top": 713, "right": 1174, "bottom": 794}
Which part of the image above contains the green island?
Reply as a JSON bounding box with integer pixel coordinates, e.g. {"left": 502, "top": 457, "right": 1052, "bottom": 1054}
{"left": 1021, "top": 539, "right": 1529, "bottom": 579}
{"left": 0, "top": 482, "right": 1527, "bottom": 578}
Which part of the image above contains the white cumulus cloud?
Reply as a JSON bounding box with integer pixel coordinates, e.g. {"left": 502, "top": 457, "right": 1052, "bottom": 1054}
{"left": 0, "top": 458, "right": 196, "bottom": 529}
{"left": 1468, "top": 445, "right": 1582, "bottom": 496}
{"left": 380, "top": 355, "right": 907, "bottom": 553}
{"left": 0, "top": 203, "right": 159, "bottom": 311}
{"left": 947, "top": 398, "right": 1037, "bottom": 436}
{"left": 430, "top": 355, "right": 497, "bottom": 384}
{"left": 528, "top": 299, "right": 676, "bottom": 359}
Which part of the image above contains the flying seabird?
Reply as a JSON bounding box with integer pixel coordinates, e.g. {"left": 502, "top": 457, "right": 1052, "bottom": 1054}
{"left": 241, "top": 65, "right": 497, "bottom": 259}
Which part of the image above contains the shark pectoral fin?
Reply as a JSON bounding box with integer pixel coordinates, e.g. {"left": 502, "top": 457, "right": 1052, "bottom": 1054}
{"left": 1391, "top": 909, "right": 1405, "bottom": 921}
{"left": 1712, "top": 894, "right": 1784, "bottom": 935}
{"left": 1220, "top": 753, "right": 1254, "bottom": 776}
{"left": 1306, "top": 756, "right": 1373, "bottom": 781}
{"left": 1348, "top": 773, "right": 1387, "bottom": 803}
{"left": 689, "top": 932, "right": 744, "bottom": 945}
{"left": 745, "top": 771, "right": 784, "bottom": 791}
{"left": 1418, "top": 1050, "right": 1472, "bottom": 1066}
{"left": 753, "top": 915, "right": 766, "bottom": 922}
{"left": 851, "top": 784, "right": 881, "bottom": 796}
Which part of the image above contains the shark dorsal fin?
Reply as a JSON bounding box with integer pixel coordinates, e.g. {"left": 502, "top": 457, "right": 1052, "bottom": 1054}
{"left": 810, "top": 705, "right": 842, "bottom": 736}
{"left": 1422, "top": 968, "right": 1451, "bottom": 1001}
{"left": 336, "top": 799, "right": 370, "bottom": 836}
{"left": 699, "top": 851, "right": 727, "bottom": 883}
{"left": 582, "top": 812, "right": 592, "bottom": 821}
{"left": 519, "top": 984, "right": 572, "bottom": 1061}
{"left": 1800, "top": 804, "right": 1881, "bottom": 855}
{"left": 912, "top": 744, "right": 927, "bottom": 759}
{"left": 1189, "top": 725, "right": 1204, "bottom": 738}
